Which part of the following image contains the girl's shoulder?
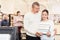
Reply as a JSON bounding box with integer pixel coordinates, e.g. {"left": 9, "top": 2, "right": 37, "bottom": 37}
{"left": 48, "top": 20, "right": 54, "bottom": 23}
{"left": 40, "top": 20, "right": 54, "bottom": 24}
{"left": 47, "top": 20, "right": 54, "bottom": 25}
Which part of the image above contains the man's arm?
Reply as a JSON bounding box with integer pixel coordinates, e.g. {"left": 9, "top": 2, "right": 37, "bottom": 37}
{"left": 24, "top": 14, "right": 36, "bottom": 35}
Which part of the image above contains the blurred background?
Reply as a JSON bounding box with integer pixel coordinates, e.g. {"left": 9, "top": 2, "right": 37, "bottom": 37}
{"left": 0, "top": 0, "right": 60, "bottom": 40}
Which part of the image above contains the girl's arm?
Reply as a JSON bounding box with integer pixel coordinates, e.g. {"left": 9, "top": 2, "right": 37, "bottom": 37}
{"left": 54, "top": 28, "right": 57, "bottom": 36}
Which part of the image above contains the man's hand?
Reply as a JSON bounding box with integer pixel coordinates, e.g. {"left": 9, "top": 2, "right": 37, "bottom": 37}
{"left": 35, "top": 32, "right": 43, "bottom": 37}
{"left": 46, "top": 32, "right": 51, "bottom": 37}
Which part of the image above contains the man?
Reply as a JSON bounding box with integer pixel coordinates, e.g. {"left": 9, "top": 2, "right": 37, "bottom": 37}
{"left": 24, "top": 2, "right": 41, "bottom": 40}
{"left": 1, "top": 14, "right": 9, "bottom": 26}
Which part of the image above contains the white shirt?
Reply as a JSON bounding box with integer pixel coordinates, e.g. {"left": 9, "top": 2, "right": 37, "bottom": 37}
{"left": 24, "top": 12, "right": 41, "bottom": 37}
{"left": 37, "top": 20, "right": 55, "bottom": 40}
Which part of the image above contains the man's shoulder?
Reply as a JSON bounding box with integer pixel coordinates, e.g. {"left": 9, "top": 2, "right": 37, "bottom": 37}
{"left": 24, "top": 12, "right": 32, "bottom": 16}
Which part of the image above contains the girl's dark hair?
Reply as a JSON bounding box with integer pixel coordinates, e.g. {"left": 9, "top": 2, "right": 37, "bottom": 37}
{"left": 17, "top": 11, "right": 20, "bottom": 16}
{"left": 42, "top": 9, "right": 49, "bottom": 15}
{"left": 41, "top": 9, "right": 49, "bottom": 21}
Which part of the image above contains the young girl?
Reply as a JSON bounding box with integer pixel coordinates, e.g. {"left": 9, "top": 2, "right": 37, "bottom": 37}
{"left": 37, "top": 9, "right": 56, "bottom": 40}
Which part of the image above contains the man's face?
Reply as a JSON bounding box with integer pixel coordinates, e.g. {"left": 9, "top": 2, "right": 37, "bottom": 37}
{"left": 32, "top": 5, "right": 40, "bottom": 13}
{"left": 3, "top": 15, "right": 8, "bottom": 20}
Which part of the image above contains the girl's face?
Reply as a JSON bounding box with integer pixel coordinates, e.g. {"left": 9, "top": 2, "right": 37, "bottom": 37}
{"left": 17, "top": 13, "right": 20, "bottom": 16}
{"left": 41, "top": 12, "right": 48, "bottom": 20}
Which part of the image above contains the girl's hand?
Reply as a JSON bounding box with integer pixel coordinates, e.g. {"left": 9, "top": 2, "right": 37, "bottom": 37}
{"left": 54, "top": 28, "right": 57, "bottom": 36}
{"left": 46, "top": 32, "right": 51, "bottom": 37}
